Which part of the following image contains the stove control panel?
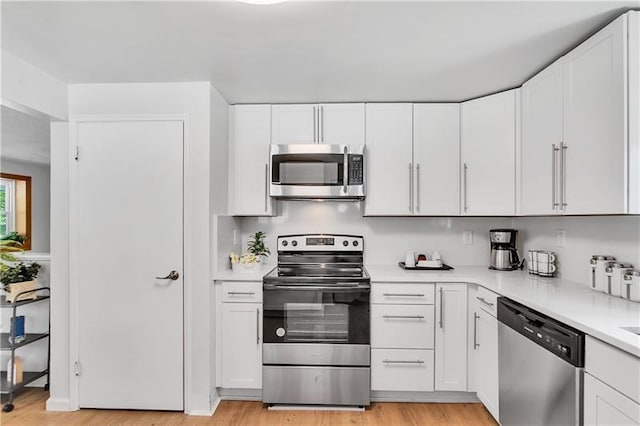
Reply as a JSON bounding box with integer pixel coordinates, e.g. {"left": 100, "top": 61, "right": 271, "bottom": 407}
{"left": 278, "top": 234, "right": 363, "bottom": 252}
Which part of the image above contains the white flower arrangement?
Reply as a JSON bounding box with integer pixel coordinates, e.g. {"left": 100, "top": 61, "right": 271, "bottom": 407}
{"left": 229, "top": 251, "right": 261, "bottom": 273}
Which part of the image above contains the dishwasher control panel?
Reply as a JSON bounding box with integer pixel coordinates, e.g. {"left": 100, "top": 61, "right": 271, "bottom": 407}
{"left": 497, "top": 297, "right": 585, "bottom": 367}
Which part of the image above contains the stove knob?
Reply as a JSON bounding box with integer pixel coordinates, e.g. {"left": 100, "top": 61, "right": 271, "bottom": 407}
{"left": 291, "top": 240, "right": 298, "bottom": 247}
{"left": 282, "top": 240, "right": 288, "bottom": 247}
{"left": 343, "top": 240, "right": 349, "bottom": 247}
{"left": 353, "top": 240, "right": 359, "bottom": 247}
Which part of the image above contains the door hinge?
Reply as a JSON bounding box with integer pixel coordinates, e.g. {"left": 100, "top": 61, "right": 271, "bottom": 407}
{"left": 74, "top": 146, "right": 79, "bottom": 161}
{"left": 74, "top": 361, "right": 81, "bottom": 376}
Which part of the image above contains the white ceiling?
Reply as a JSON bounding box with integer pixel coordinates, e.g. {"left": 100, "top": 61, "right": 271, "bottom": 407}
{"left": 2, "top": 1, "right": 639, "bottom": 104}
{"left": 1, "top": 106, "right": 51, "bottom": 165}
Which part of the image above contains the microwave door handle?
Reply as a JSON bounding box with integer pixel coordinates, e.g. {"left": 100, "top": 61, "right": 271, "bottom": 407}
{"left": 343, "top": 146, "right": 348, "bottom": 194}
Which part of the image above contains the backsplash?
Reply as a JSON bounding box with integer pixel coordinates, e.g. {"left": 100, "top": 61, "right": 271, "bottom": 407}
{"left": 238, "top": 201, "right": 512, "bottom": 267}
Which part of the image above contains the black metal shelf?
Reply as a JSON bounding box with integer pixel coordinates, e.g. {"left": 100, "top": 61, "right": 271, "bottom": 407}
{"left": 0, "top": 333, "right": 49, "bottom": 351}
{"left": 0, "top": 370, "right": 48, "bottom": 394}
{"left": 0, "top": 295, "right": 50, "bottom": 308}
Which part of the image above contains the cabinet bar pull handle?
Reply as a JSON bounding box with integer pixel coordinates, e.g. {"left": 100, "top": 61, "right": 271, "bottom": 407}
{"left": 463, "top": 163, "right": 468, "bottom": 213}
{"left": 227, "top": 291, "right": 256, "bottom": 295}
{"left": 320, "top": 105, "right": 324, "bottom": 143}
{"left": 383, "top": 293, "right": 425, "bottom": 297}
{"left": 343, "top": 146, "right": 349, "bottom": 194}
{"left": 560, "top": 142, "right": 567, "bottom": 209}
{"left": 476, "top": 296, "right": 494, "bottom": 307}
{"left": 383, "top": 359, "right": 425, "bottom": 364}
{"left": 265, "top": 163, "right": 270, "bottom": 212}
{"left": 473, "top": 312, "right": 480, "bottom": 349}
{"left": 439, "top": 287, "right": 444, "bottom": 328}
{"left": 383, "top": 315, "right": 425, "bottom": 320}
{"left": 313, "top": 106, "right": 317, "bottom": 143}
{"left": 256, "top": 308, "right": 260, "bottom": 345}
{"left": 416, "top": 163, "right": 420, "bottom": 212}
{"left": 409, "top": 163, "right": 413, "bottom": 212}
{"left": 552, "top": 144, "right": 559, "bottom": 210}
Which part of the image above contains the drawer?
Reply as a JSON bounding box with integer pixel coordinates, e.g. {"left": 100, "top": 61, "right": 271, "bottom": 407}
{"left": 586, "top": 336, "right": 640, "bottom": 403}
{"left": 371, "top": 304, "right": 434, "bottom": 349}
{"left": 476, "top": 286, "right": 499, "bottom": 317}
{"left": 371, "top": 348, "right": 434, "bottom": 392}
{"left": 221, "top": 281, "right": 262, "bottom": 303}
{"left": 371, "top": 283, "right": 435, "bottom": 305}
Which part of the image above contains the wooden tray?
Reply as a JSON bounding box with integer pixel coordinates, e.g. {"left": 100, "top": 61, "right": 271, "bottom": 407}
{"left": 398, "top": 262, "right": 454, "bottom": 271}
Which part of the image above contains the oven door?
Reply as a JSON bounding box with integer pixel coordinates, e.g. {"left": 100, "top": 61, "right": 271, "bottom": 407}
{"left": 269, "top": 144, "right": 364, "bottom": 199}
{"left": 263, "top": 283, "right": 370, "bottom": 345}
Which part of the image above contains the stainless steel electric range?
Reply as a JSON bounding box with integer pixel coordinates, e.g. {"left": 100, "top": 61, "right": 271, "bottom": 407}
{"left": 262, "top": 234, "right": 370, "bottom": 407}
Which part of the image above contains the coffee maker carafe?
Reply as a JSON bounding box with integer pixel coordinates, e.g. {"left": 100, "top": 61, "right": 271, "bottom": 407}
{"left": 489, "top": 229, "right": 520, "bottom": 271}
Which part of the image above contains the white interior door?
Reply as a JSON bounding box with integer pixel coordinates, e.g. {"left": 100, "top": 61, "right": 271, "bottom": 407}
{"left": 75, "top": 120, "right": 184, "bottom": 410}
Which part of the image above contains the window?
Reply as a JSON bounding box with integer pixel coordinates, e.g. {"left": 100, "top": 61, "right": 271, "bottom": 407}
{"left": 0, "top": 173, "right": 31, "bottom": 250}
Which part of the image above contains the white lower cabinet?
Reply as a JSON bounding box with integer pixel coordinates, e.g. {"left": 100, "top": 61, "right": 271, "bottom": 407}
{"left": 585, "top": 373, "right": 640, "bottom": 426}
{"left": 371, "top": 304, "right": 435, "bottom": 349}
{"left": 371, "top": 349, "right": 435, "bottom": 392}
{"left": 475, "top": 307, "right": 499, "bottom": 421}
{"left": 434, "top": 283, "right": 468, "bottom": 391}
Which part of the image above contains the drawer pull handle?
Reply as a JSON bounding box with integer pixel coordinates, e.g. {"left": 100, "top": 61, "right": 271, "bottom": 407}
{"left": 228, "top": 291, "right": 256, "bottom": 296}
{"left": 383, "top": 359, "right": 425, "bottom": 364}
{"left": 383, "top": 315, "right": 425, "bottom": 320}
{"left": 383, "top": 293, "right": 425, "bottom": 297}
{"left": 476, "top": 296, "right": 494, "bottom": 307}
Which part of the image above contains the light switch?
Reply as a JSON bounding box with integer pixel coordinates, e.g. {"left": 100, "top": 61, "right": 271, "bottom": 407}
{"left": 463, "top": 231, "right": 473, "bottom": 245}
{"left": 556, "top": 229, "right": 566, "bottom": 248}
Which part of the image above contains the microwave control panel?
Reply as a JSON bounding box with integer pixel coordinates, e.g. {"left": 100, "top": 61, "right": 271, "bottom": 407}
{"left": 348, "top": 155, "right": 364, "bottom": 185}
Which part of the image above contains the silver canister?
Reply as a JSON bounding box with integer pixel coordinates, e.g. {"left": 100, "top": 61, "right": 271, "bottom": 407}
{"left": 604, "top": 263, "right": 634, "bottom": 297}
{"left": 623, "top": 270, "right": 640, "bottom": 302}
{"left": 592, "top": 255, "right": 616, "bottom": 293}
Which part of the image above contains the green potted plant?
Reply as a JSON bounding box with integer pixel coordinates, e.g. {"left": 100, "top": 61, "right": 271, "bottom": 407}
{"left": 1, "top": 233, "right": 41, "bottom": 303}
{"left": 230, "top": 231, "right": 270, "bottom": 273}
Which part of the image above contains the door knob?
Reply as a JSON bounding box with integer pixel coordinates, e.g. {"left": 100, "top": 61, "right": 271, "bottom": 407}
{"left": 156, "top": 270, "right": 180, "bottom": 280}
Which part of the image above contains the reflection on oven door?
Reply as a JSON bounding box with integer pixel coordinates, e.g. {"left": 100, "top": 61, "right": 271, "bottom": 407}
{"left": 285, "top": 303, "right": 349, "bottom": 343}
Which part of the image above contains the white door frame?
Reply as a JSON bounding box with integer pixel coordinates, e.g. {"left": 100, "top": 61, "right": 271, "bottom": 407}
{"left": 68, "top": 114, "right": 192, "bottom": 411}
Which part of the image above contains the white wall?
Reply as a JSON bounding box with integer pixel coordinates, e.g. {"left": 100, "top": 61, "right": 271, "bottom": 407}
{"left": 1, "top": 50, "right": 68, "bottom": 120}
{"left": 0, "top": 158, "right": 50, "bottom": 252}
{"left": 51, "top": 82, "right": 214, "bottom": 414}
{"left": 514, "top": 216, "right": 640, "bottom": 285}
{"left": 239, "top": 201, "right": 513, "bottom": 267}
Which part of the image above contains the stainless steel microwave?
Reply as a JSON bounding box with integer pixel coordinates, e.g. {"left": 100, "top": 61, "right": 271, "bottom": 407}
{"left": 270, "top": 144, "right": 365, "bottom": 199}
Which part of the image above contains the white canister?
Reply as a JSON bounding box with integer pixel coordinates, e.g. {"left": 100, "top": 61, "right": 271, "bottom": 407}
{"left": 593, "top": 256, "right": 616, "bottom": 293}
{"left": 605, "top": 263, "right": 634, "bottom": 297}
{"left": 623, "top": 270, "right": 640, "bottom": 302}
{"left": 528, "top": 250, "right": 538, "bottom": 275}
{"left": 404, "top": 251, "right": 416, "bottom": 267}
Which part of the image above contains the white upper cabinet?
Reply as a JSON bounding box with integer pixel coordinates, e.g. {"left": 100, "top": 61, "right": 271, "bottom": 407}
{"left": 271, "top": 104, "right": 317, "bottom": 144}
{"left": 461, "top": 90, "right": 517, "bottom": 215}
{"left": 271, "top": 103, "right": 365, "bottom": 145}
{"left": 413, "top": 104, "right": 461, "bottom": 215}
{"left": 520, "top": 59, "right": 564, "bottom": 215}
{"left": 562, "top": 15, "right": 628, "bottom": 214}
{"left": 364, "top": 104, "right": 414, "bottom": 216}
{"left": 318, "top": 103, "right": 365, "bottom": 145}
{"left": 229, "top": 105, "right": 275, "bottom": 216}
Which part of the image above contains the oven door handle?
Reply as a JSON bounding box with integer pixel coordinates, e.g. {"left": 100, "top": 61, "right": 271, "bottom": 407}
{"left": 263, "top": 284, "right": 370, "bottom": 291}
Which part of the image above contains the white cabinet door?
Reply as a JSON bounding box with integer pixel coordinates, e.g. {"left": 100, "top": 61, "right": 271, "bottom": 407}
{"left": 476, "top": 308, "right": 499, "bottom": 422}
{"left": 563, "top": 15, "right": 627, "bottom": 214}
{"left": 271, "top": 104, "right": 317, "bottom": 144}
{"left": 221, "top": 302, "right": 262, "bottom": 389}
{"left": 434, "top": 283, "right": 468, "bottom": 391}
{"left": 584, "top": 373, "right": 640, "bottom": 426}
{"left": 229, "top": 105, "right": 275, "bottom": 216}
{"left": 413, "top": 104, "right": 461, "bottom": 215}
{"left": 318, "top": 103, "right": 365, "bottom": 145}
{"left": 364, "top": 104, "right": 414, "bottom": 216}
{"left": 521, "top": 59, "right": 564, "bottom": 215}
{"left": 461, "top": 90, "right": 517, "bottom": 215}
{"left": 371, "top": 304, "right": 435, "bottom": 349}
{"left": 371, "top": 349, "right": 435, "bottom": 392}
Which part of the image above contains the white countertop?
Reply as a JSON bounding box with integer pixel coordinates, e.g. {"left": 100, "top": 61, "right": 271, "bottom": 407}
{"left": 366, "top": 264, "right": 640, "bottom": 358}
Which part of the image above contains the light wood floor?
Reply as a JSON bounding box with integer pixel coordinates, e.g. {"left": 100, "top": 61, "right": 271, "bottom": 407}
{"left": 1, "top": 389, "right": 498, "bottom": 425}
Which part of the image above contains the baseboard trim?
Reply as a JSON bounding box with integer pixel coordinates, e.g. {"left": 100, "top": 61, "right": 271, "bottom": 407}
{"left": 219, "top": 388, "right": 262, "bottom": 401}
{"left": 211, "top": 395, "right": 222, "bottom": 414}
{"left": 371, "top": 391, "right": 480, "bottom": 403}
{"left": 187, "top": 408, "right": 215, "bottom": 416}
{"left": 46, "top": 397, "right": 75, "bottom": 412}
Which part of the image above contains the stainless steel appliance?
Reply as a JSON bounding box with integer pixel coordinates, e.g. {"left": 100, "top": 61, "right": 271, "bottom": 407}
{"left": 498, "top": 297, "right": 585, "bottom": 426}
{"left": 269, "top": 144, "right": 365, "bottom": 199}
{"left": 262, "top": 234, "right": 370, "bottom": 406}
{"left": 489, "top": 229, "right": 521, "bottom": 271}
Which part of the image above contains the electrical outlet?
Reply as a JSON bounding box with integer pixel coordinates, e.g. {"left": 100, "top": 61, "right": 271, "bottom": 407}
{"left": 463, "top": 231, "right": 473, "bottom": 245}
{"left": 233, "top": 229, "right": 238, "bottom": 246}
{"left": 556, "top": 229, "right": 566, "bottom": 248}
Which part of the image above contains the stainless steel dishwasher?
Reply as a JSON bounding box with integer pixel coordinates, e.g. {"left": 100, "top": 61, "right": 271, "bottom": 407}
{"left": 498, "top": 297, "right": 585, "bottom": 426}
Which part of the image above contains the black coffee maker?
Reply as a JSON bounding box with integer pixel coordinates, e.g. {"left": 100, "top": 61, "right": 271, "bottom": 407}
{"left": 489, "top": 229, "right": 520, "bottom": 271}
